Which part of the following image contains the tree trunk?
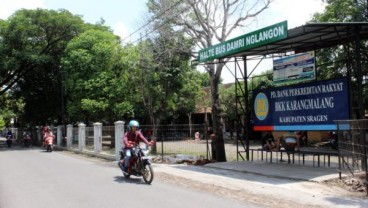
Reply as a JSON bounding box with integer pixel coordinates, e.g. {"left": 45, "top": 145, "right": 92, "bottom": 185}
{"left": 147, "top": 108, "right": 159, "bottom": 154}
{"left": 188, "top": 112, "right": 193, "bottom": 139}
{"left": 210, "top": 64, "right": 227, "bottom": 162}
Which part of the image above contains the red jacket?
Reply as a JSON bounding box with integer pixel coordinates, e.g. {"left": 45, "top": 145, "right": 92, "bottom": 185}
{"left": 123, "top": 131, "right": 149, "bottom": 149}
{"left": 44, "top": 132, "right": 54, "bottom": 143}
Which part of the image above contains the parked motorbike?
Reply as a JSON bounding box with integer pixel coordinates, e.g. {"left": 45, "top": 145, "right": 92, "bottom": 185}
{"left": 6, "top": 135, "right": 13, "bottom": 148}
{"left": 24, "top": 134, "right": 32, "bottom": 148}
{"left": 118, "top": 144, "right": 154, "bottom": 184}
{"left": 45, "top": 137, "right": 54, "bottom": 152}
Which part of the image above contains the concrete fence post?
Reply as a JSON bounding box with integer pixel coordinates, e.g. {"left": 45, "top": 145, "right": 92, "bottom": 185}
{"left": 37, "top": 126, "right": 42, "bottom": 144}
{"left": 94, "top": 122, "right": 102, "bottom": 154}
{"left": 114, "top": 121, "right": 125, "bottom": 160}
{"left": 78, "top": 123, "right": 86, "bottom": 151}
{"left": 67, "top": 124, "right": 73, "bottom": 148}
{"left": 57, "top": 125, "right": 62, "bottom": 146}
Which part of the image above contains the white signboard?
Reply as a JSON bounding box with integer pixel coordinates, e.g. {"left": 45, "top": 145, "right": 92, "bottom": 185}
{"left": 273, "top": 51, "right": 316, "bottom": 85}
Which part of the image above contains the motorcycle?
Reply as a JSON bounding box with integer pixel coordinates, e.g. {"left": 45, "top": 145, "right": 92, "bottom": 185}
{"left": 6, "top": 135, "right": 13, "bottom": 148}
{"left": 118, "top": 144, "right": 154, "bottom": 184}
{"left": 45, "top": 137, "right": 54, "bottom": 152}
{"left": 24, "top": 134, "right": 32, "bottom": 148}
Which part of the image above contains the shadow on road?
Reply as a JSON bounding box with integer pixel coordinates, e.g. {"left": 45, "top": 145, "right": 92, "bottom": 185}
{"left": 0, "top": 141, "right": 37, "bottom": 152}
{"left": 113, "top": 175, "right": 149, "bottom": 185}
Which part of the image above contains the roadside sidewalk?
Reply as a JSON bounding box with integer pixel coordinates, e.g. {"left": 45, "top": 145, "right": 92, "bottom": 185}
{"left": 204, "top": 161, "right": 345, "bottom": 182}
{"left": 153, "top": 162, "right": 366, "bottom": 208}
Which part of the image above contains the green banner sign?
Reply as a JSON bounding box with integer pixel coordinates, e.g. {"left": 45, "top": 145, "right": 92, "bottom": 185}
{"left": 198, "top": 21, "right": 288, "bottom": 63}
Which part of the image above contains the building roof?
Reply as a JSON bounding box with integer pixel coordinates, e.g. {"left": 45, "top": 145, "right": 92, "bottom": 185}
{"left": 194, "top": 22, "right": 368, "bottom": 114}
{"left": 227, "top": 22, "right": 368, "bottom": 59}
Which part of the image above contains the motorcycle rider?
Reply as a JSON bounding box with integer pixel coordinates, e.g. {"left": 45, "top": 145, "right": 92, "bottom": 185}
{"left": 6, "top": 130, "right": 13, "bottom": 147}
{"left": 6, "top": 130, "right": 13, "bottom": 138}
{"left": 120, "top": 120, "right": 152, "bottom": 174}
{"left": 23, "top": 130, "right": 32, "bottom": 147}
{"left": 43, "top": 127, "right": 54, "bottom": 148}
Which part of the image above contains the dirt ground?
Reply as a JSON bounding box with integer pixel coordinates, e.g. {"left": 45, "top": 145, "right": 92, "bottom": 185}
{"left": 155, "top": 172, "right": 288, "bottom": 207}
{"left": 322, "top": 174, "right": 367, "bottom": 194}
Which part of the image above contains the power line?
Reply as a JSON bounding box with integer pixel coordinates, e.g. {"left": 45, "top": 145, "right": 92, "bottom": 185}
{"left": 129, "top": 11, "right": 181, "bottom": 45}
{"left": 122, "top": 0, "right": 184, "bottom": 42}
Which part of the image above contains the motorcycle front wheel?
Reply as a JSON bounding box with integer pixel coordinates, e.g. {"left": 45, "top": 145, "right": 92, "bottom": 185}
{"left": 142, "top": 164, "right": 154, "bottom": 184}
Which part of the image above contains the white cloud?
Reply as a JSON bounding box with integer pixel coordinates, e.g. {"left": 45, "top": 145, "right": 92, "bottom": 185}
{"left": 0, "top": 0, "right": 45, "bottom": 19}
{"left": 262, "top": 0, "right": 326, "bottom": 28}
{"left": 114, "top": 21, "right": 130, "bottom": 44}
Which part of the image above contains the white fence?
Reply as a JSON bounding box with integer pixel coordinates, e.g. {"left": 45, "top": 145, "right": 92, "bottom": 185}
{"left": 33, "top": 121, "right": 125, "bottom": 160}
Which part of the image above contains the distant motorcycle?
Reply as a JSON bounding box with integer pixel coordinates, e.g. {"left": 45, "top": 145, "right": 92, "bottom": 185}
{"left": 45, "top": 137, "right": 54, "bottom": 152}
{"left": 24, "top": 134, "right": 32, "bottom": 148}
{"left": 118, "top": 144, "right": 154, "bottom": 184}
{"left": 6, "top": 135, "right": 13, "bottom": 148}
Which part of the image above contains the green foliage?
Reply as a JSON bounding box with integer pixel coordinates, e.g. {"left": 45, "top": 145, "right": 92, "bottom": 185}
{"left": 131, "top": 25, "right": 199, "bottom": 124}
{"left": 0, "top": 8, "right": 88, "bottom": 126}
{"left": 0, "top": 7, "right": 205, "bottom": 126}
{"left": 197, "top": 72, "right": 211, "bottom": 87}
{"left": 0, "top": 116, "right": 5, "bottom": 130}
{"left": 219, "top": 70, "right": 273, "bottom": 130}
{"left": 174, "top": 69, "right": 203, "bottom": 117}
{"left": 63, "top": 29, "right": 133, "bottom": 123}
{"left": 0, "top": 93, "right": 18, "bottom": 127}
{"left": 312, "top": 0, "right": 368, "bottom": 80}
{"left": 313, "top": 0, "right": 366, "bottom": 22}
{"left": 249, "top": 70, "right": 274, "bottom": 90}
{"left": 312, "top": 0, "right": 368, "bottom": 110}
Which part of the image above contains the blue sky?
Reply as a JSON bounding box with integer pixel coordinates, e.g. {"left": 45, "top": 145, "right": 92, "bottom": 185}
{"left": 0, "top": 0, "right": 326, "bottom": 83}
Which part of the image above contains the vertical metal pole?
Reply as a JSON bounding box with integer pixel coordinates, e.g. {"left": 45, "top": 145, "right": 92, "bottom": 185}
{"left": 205, "top": 124, "right": 209, "bottom": 160}
{"left": 243, "top": 56, "right": 250, "bottom": 161}
{"left": 355, "top": 28, "right": 363, "bottom": 119}
{"left": 355, "top": 27, "right": 367, "bottom": 172}
{"left": 345, "top": 43, "right": 353, "bottom": 119}
{"left": 337, "top": 121, "right": 342, "bottom": 179}
{"left": 235, "top": 58, "right": 239, "bottom": 161}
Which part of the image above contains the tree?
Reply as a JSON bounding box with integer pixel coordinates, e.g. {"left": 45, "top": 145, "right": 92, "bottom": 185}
{"left": 0, "top": 93, "right": 18, "bottom": 128}
{"left": 62, "top": 29, "right": 136, "bottom": 124}
{"left": 0, "top": 9, "right": 88, "bottom": 125}
{"left": 311, "top": 0, "right": 368, "bottom": 114}
{"left": 0, "top": 116, "right": 5, "bottom": 130}
{"left": 174, "top": 69, "right": 203, "bottom": 136}
{"left": 220, "top": 70, "right": 273, "bottom": 139}
{"left": 312, "top": 0, "right": 368, "bottom": 169}
{"left": 147, "top": 0, "right": 273, "bottom": 161}
{"left": 134, "top": 22, "right": 195, "bottom": 126}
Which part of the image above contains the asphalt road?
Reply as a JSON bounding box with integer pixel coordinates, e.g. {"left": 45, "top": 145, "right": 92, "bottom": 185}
{"left": 0, "top": 139, "right": 258, "bottom": 208}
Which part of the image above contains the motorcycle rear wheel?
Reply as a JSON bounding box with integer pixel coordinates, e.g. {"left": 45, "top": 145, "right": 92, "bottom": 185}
{"left": 142, "top": 164, "right": 154, "bottom": 184}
